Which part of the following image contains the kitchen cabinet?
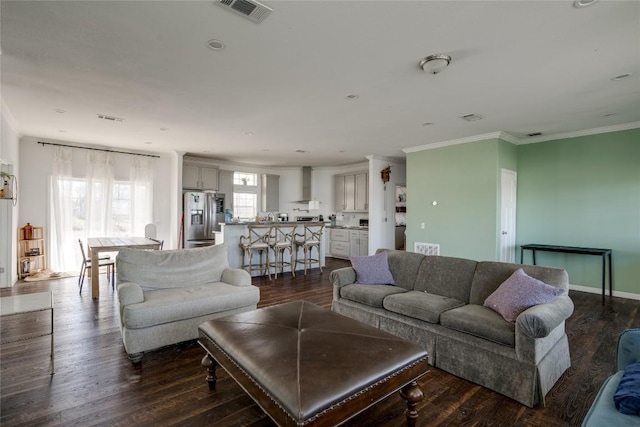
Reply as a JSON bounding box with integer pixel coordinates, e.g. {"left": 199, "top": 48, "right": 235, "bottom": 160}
{"left": 349, "top": 230, "right": 368, "bottom": 257}
{"left": 334, "top": 171, "right": 368, "bottom": 212}
{"left": 218, "top": 170, "right": 234, "bottom": 211}
{"left": 329, "top": 228, "right": 350, "bottom": 259}
{"left": 262, "top": 174, "right": 280, "bottom": 212}
{"left": 183, "top": 163, "right": 218, "bottom": 191}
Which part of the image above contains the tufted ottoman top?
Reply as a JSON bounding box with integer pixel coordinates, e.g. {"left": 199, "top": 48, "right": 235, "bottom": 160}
{"left": 198, "top": 301, "right": 429, "bottom": 426}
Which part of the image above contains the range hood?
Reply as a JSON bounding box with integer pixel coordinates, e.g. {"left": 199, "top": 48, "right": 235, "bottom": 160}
{"left": 293, "top": 166, "right": 312, "bottom": 204}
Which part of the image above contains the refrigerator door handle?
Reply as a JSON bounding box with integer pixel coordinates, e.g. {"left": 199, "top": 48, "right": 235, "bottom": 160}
{"left": 203, "top": 194, "right": 211, "bottom": 238}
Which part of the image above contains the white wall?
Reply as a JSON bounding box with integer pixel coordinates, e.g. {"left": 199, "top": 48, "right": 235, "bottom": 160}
{"left": 0, "top": 98, "right": 20, "bottom": 286}
{"left": 367, "top": 157, "right": 406, "bottom": 255}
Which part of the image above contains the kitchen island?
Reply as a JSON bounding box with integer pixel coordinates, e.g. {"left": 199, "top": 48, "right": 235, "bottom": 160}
{"left": 218, "top": 222, "right": 327, "bottom": 276}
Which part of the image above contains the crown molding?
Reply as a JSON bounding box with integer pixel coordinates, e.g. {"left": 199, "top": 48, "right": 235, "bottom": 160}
{"left": 402, "top": 131, "right": 517, "bottom": 153}
{"left": 516, "top": 121, "right": 640, "bottom": 145}
{"left": 402, "top": 123, "right": 640, "bottom": 153}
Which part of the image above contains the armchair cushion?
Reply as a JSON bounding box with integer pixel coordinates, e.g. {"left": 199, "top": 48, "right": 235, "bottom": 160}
{"left": 614, "top": 362, "right": 640, "bottom": 415}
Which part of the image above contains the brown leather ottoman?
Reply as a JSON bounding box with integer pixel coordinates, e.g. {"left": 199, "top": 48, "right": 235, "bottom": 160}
{"left": 198, "top": 301, "right": 429, "bottom": 427}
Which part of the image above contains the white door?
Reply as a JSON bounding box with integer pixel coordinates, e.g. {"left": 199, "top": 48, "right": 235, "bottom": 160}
{"left": 500, "top": 169, "right": 517, "bottom": 262}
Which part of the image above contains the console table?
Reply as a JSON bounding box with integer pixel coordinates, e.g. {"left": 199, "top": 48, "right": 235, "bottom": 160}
{"left": 520, "top": 244, "right": 613, "bottom": 304}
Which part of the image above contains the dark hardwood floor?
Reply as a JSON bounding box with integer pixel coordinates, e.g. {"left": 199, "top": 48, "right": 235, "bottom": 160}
{"left": 1, "top": 257, "right": 638, "bottom": 426}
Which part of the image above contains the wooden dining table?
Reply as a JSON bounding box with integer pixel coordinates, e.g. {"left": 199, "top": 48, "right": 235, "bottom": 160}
{"left": 87, "top": 237, "right": 161, "bottom": 300}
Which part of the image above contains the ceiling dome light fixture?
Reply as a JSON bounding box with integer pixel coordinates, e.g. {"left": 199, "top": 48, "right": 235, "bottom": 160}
{"left": 419, "top": 54, "right": 452, "bottom": 74}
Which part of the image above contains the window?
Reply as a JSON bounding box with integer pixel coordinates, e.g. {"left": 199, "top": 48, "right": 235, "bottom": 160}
{"left": 233, "top": 172, "right": 258, "bottom": 221}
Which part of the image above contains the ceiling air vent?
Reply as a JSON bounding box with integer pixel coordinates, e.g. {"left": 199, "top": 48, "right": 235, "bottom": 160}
{"left": 97, "top": 114, "right": 124, "bottom": 122}
{"left": 216, "top": 0, "right": 272, "bottom": 24}
{"left": 459, "top": 113, "right": 483, "bottom": 122}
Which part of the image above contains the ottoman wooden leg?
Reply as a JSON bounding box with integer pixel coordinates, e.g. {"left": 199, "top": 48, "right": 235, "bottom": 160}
{"left": 400, "top": 381, "right": 424, "bottom": 427}
{"left": 201, "top": 354, "right": 218, "bottom": 391}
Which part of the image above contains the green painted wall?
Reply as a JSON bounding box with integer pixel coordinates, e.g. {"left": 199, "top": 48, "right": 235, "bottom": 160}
{"left": 406, "top": 138, "right": 503, "bottom": 261}
{"left": 406, "top": 128, "right": 639, "bottom": 297}
{"left": 517, "top": 129, "right": 640, "bottom": 295}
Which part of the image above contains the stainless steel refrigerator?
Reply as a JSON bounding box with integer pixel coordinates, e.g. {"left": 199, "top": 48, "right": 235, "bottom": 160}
{"left": 183, "top": 191, "right": 225, "bottom": 248}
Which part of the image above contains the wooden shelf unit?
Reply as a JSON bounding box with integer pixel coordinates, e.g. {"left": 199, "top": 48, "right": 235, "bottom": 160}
{"left": 18, "top": 226, "right": 46, "bottom": 279}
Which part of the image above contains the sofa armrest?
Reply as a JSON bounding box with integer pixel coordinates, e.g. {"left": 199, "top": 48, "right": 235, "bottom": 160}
{"left": 330, "top": 267, "right": 357, "bottom": 288}
{"left": 221, "top": 268, "right": 252, "bottom": 287}
{"left": 516, "top": 295, "right": 574, "bottom": 338}
{"left": 117, "top": 282, "right": 145, "bottom": 307}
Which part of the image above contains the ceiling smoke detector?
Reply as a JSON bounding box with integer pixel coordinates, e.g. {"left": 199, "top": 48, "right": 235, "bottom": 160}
{"left": 216, "top": 0, "right": 272, "bottom": 24}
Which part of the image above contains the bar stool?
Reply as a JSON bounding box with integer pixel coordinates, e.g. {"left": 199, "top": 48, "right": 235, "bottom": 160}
{"left": 294, "top": 224, "right": 325, "bottom": 275}
{"left": 239, "top": 225, "right": 274, "bottom": 279}
{"left": 269, "top": 225, "right": 297, "bottom": 279}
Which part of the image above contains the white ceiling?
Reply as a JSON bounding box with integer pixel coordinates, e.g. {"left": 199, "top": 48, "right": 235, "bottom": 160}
{"left": 1, "top": 1, "right": 639, "bottom": 167}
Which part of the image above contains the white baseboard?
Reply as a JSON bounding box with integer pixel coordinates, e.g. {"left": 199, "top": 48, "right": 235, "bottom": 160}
{"left": 569, "top": 284, "right": 640, "bottom": 301}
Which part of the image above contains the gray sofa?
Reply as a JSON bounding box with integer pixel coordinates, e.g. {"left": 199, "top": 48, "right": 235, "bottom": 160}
{"left": 116, "top": 244, "right": 260, "bottom": 363}
{"left": 330, "top": 249, "right": 574, "bottom": 407}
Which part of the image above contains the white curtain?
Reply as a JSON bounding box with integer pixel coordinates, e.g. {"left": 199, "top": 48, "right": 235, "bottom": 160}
{"left": 85, "top": 151, "right": 114, "bottom": 237}
{"left": 129, "top": 156, "right": 154, "bottom": 236}
{"left": 50, "top": 146, "right": 76, "bottom": 272}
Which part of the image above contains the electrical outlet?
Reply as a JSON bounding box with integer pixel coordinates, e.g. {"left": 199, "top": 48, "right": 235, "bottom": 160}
{"left": 420, "top": 222, "right": 425, "bottom": 229}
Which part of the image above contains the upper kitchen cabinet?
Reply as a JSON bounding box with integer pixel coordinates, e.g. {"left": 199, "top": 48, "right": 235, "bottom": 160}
{"left": 262, "top": 174, "right": 280, "bottom": 212}
{"left": 218, "top": 170, "right": 234, "bottom": 211}
{"left": 183, "top": 161, "right": 219, "bottom": 191}
{"left": 335, "top": 171, "right": 368, "bottom": 212}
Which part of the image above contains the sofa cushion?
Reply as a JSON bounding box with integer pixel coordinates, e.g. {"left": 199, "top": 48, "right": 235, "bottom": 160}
{"left": 122, "top": 282, "right": 260, "bottom": 329}
{"left": 377, "top": 249, "right": 426, "bottom": 291}
{"left": 383, "top": 291, "right": 466, "bottom": 324}
{"left": 117, "top": 244, "right": 230, "bottom": 290}
{"left": 484, "top": 268, "right": 566, "bottom": 324}
{"left": 350, "top": 251, "right": 395, "bottom": 285}
{"left": 339, "top": 283, "right": 407, "bottom": 308}
{"left": 412, "top": 256, "right": 478, "bottom": 303}
{"left": 440, "top": 304, "right": 515, "bottom": 347}
{"left": 469, "top": 261, "right": 568, "bottom": 306}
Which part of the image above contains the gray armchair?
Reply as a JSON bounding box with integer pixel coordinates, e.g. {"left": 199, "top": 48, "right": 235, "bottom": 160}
{"left": 582, "top": 328, "right": 640, "bottom": 426}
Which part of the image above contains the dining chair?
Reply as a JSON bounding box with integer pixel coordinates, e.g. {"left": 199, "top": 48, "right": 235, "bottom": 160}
{"left": 144, "top": 223, "right": 157, "bottom": 239}
{"left": 78, "top": 239, "right": 115, "bottom": 294}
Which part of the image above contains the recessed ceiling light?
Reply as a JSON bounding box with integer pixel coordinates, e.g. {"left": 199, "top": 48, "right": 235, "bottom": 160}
{"left": 459, "top": 113, "right": 483, "bottom": 122}
{"left": 160, "top": 127, "right": 169, "bottom": 131}
{"left": 245, "top": 131, "right": 254, "bottom": 136}
{"left": 262, "top": 149, "right": 270, "bottom": 152}
{"left": 574, "top": 0, "right": 599, "bottom": 7}
{"left": 345, "top": 94, "right": 359, "bottom": 100}
{"left": 527, "top": 132, "right": 542, "bottom": 137}
{"left": 611, "top": 73, "right": 632, "bottom": 81}
{"left": 419, "top": 54, "right": 452, "bottom": 74}
{"left": 296, "top": 150, "right": 309, "bottom": 153}
{"left": 206, "top": 39, "right": 225, "bottom": 51}
{"left": 144, "top": 141, "right": 152, "bottom": 145}
{"left": 53, "top": 109, "right": 66, "bottom": 114}
{"left": 603, "top": 113, "right": 615, "bottom": 117}
{"left": 58, "top": 129, "right": 67, "bottom": 133}
{"left": 422, "top": 122, "right": 434, "bottom": 126}
{"left": 97, "top": 114, "right": 124, "bottom": 122}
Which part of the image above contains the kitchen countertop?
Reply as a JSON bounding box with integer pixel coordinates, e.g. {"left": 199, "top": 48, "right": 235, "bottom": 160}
{"left": 326, "top": 225, "right": 369, "bottom": 230}
{"left": 221, "top": 221, "right": 328, "bottom": 226}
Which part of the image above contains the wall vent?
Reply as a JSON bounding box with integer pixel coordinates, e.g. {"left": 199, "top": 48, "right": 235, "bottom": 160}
{"left": 414, "top": 242, "right": 440, "bottom": 256}
{"left": 459, "top": 113, "right": 483, "bottom": 122}
{"left": 216, "top": 0, "right": 273, "bottom": 24}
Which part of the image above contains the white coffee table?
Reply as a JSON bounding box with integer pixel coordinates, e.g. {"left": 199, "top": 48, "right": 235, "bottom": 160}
{"left": 0, "top": 291, "right": 54, "bottom": 374}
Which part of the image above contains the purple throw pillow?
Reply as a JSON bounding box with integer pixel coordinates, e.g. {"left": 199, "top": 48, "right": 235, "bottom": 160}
{"left": 484, "top": 268, "right": 566, "bottom": 323}
{"left": 350, "top": 251, "right": 395, "bottom": 285}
